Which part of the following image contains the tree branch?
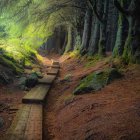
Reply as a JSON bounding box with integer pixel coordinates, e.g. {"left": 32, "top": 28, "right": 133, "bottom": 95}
{"left": 113, "top": 0, "right": 130, "bottom": 16}
{"left": 87, "top": 0, "right": 103, "bottom": 23}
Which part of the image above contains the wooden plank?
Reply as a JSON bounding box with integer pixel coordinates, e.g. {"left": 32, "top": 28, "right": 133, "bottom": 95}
{"left": 5, "top": 104, "right": 42, "bottom": 140}
{"left": 52, "top": 60, "right": 59, "bottom": 66}
{"left": 5, "top": 105, "right": 31, "bottom": 140}
{"left": 38, "top": 74, "right": 56, "bottom": 85}
{"left": 22, "top": 85, "right": 50, "bottom": 104}
{"left": 47, "top": 64, "right": 60, "bottom": 69}
{"left": 24, "top": 105, "right": 42, "bottom": 140}
{"left": 51, "top": 64, "right": 60, "bottom": 68}
{"left": 47, "top": 68, "right": 59, "bottom": 75}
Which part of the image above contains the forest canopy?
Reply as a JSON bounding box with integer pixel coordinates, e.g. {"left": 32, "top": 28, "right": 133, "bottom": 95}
{"left": 0, "top": 0, "right": 140, "bottom": 64}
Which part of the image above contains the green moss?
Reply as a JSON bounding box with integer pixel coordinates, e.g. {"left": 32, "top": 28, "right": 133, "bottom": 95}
{"left": 84, "top": 55, "right": 102, "bottom": 68}
{"left": 73, "top": 71, "right": 109, "bottom": 95}
{"left": 0, "top": 55, "right": 23, "bottom": 74}
{"left": 122, "top": 35, "right": 133, "bottom": 63}
{"left": 68, "top": 50, "right": 80, "bottom": 58}
{"left": 73, "top": 68, "right": 122, "bottom": 95}
{"left": 64, "top": 74, "right": 72, "bottom": 82}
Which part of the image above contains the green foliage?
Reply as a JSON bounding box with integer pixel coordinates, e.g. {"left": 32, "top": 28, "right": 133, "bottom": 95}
{"left": 0, "top": 54, "right": 23, "bottom": 74}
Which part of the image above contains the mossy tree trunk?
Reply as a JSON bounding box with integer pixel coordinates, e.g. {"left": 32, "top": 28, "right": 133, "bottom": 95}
{"left": 88, "top": 0, "right": 109, "bottom": 56}
{"left": 98, "top": 0, "right": 109, "bottom": 56}
{"left": 80, "top": 8, "right": 92, "bottom": 55}
{"left": 113, "top": 0, "right": 124, "bottom": 57}
{"left": 88, "top": 17, "right": 100, "bottom": 55}
{"left": 73, "top": 29, "right": 82, "bottom": 51}
{"left": 114, "top": 0, "right": 140, "bottom": 63}
{"left": 65, "top": 26, "right": 74, "bottom": 53}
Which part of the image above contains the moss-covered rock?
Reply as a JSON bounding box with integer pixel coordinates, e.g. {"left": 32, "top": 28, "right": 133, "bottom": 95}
{"left": 18, "top": 77, "right": 27, "bottom": 90}
{"left": 0, "top": 72, "right": 11, "bottom": 84}
{"left": 0, "top": 55, "right": 23, "bottom": 74}
{"left": 26, "top": 72, "right": 38, "bottom": 88}
{"left": 73, "top": 68, "right": 122, "bottom": 95}
{"left": 18, "top": 72, "right": 38, "bottom": 90}
{"left": 35, "top": 71, "right": 43, "bottom": 79}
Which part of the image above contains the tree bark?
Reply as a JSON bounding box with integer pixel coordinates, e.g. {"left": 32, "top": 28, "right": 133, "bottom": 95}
{"left": 114, "top": 0, "right": 140, "bottom": 63}
{"left": 113, "top": 0, "right": 124, "bottom": 56}
{"left": 88, "top": 16, "right": 100, "bottom": 55}
{"left": 98, "top": 0, "right": 109, "bottom": 56}
{"left": 65, "top": 26, "right": 74, "bottom": 53}
{"left": 80, "top": 8, "right": 92, "bottom": 55}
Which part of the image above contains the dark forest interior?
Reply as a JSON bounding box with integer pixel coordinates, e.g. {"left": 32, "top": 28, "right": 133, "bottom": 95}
{"left": 0, "top": 0, "right": 140, "bottom": 140}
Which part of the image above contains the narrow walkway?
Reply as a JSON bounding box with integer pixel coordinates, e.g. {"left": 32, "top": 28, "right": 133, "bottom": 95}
{"left": 5, "top": 60, "right": 60, "bottom": 140}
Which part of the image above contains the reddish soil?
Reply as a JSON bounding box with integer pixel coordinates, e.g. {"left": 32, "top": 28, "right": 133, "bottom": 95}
{"left": 0, "top": 83, "right": 25, "bottom": 137}
{"left": 0, "top": 54, "right": 58, "bottom": 138}
{"left": 0, "top": 54, "right": 140, "bottom": 140}
{"left": 0, "top": 54, "right": 60, "bottom": 138}
{"left": 43, "top": 55, "right": 140, "bottom": 140}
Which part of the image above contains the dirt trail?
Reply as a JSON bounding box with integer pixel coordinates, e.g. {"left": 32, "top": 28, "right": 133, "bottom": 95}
{"left": 43, "top": 56, "right": 140, "bottom": 140}
{"left": 0, "top": 54, "right": 59, "bottom": 138}
{"left": 0, "top": 83, "right": 25, "bottom": 137}
{"left": 0, "top": 55, "right": 140, "bottom": 140}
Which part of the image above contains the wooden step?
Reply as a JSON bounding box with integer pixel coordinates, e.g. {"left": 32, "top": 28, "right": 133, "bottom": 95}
{"left": 52, "top": 60, "right": 60, "bottom": 66}
{"left": 47, "top": 68, "right": 59, "bottom": 75}
{"left": 22, "top": 85, "right": 50, "bottom": 104}
{"left": 47, "top": 64, "right": 60, "bottom": 69}
{"left": 38, "top": 74, "right": 56, "bottom": 85}
{"left": 52, "top": 65, "right": 60, "bottom": 68}
{"left": 5, "top": 104, "right": 42, "bottom": 140}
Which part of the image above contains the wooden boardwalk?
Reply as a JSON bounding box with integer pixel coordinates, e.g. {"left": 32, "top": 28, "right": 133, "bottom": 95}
{"left": 5, "top": 60, "right": 60, "bottom": 140}
{"left": 47, "top": 68, "right": 59, "bottom": 75}
{"left": 5, "top": 105, "right": 42, "bottom": 140}
{"left": 22, "top": 84, "right": 51, "bottom": 104}
{"left": 38, "top": 75, "right": 56, "bottom": 85}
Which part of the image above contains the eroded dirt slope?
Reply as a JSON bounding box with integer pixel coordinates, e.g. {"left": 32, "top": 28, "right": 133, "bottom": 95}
{"left": 44, "top": 55, "right": 140, "bottom": 140}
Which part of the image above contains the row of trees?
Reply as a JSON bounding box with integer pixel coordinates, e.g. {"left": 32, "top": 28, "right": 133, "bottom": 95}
{"left": 61, "top": 0, "right": 140, "bottom": 64}
{"left": 0, "top": 0, "right": 140, "bottom": 63}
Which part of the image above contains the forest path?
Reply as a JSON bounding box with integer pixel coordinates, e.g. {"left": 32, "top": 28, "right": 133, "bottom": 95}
{"left": 4, "top": 57, "right": 60, "bottom": 140}
{"left": 43, "top": 55, "right": 140, "bottom": 140}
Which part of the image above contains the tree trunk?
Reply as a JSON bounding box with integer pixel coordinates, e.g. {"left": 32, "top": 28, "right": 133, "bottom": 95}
{"left": 65, "top": 26, "right": 74, "bottom": 53}
{"left": 114, "top": 0, "right": 140, "bottom": 63}
{"left": 113, "top": 0, "right": 124, "bottom": 57}
{"left": 98, "top": 0, "right": 109, "bottom": 56}
{"left": 106, "top": 0, "right": 118, "bottom": 52}
{"left": 88, "top": 17, "right": 100, "bottom": 55}
{"left": 98, "top": 23, "right": 106, "bottom": 55}
{"left": 80, "top": 8, "right": 92, "bottom": 55}
{"left": 123, "top": 0, "right": 140, "bottom": 63}
{"left": 73, "top": 29, "right": 82, "bottom": 51}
